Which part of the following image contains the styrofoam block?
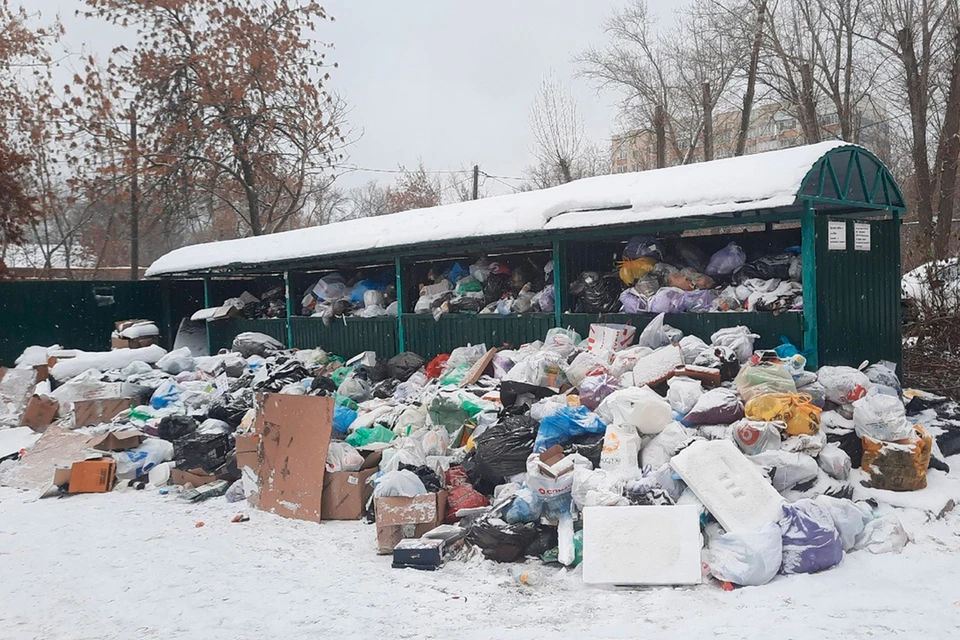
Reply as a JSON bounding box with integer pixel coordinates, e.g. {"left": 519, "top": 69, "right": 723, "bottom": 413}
{"left": 670, "top": 439, "right": 784, "bottom": 533}
{"left": 582, "top": 505, "right": 703, "bottom": 586}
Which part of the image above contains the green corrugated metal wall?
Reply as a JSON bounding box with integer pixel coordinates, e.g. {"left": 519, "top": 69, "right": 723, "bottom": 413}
{"left": 290, "top": 317, "right": 398, "bottom": 359}
{"left": 561, "top": 312, "right": 804, "bottom": 351}
{"left": 402, "top": 313, "right": 556, "bottom": 358}
{"left": 0, "top": 280, "right": 203, "bottom": 366}
{"left": 815, "top": 215, "right": 901, "bottom": 368}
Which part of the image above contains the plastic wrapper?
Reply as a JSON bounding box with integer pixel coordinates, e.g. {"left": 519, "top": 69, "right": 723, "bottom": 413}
{"left": 704, "top": 523, "right": 782, "bottom": 586}
{"left": 666, "top": 376, "right": 703, "bottom": 415}
{"left": 732, "top": 419, "right": 782, "bottom": 455}
{"left": 744, "top": 393, "right": 821, "bottom": 436}
{"left": 648, "top": 286, "right": 686, "bottom": 313}
{"left": 817, "top": 366, "right": 871, "bottom": 405}
{"left": 682, "top": 388, "right": 744, "bottom": 426}
{"left": 534, "top": 406, "right": 606, "bottom": 452}
{"left": 735, "top": 363, "right": 798, "bottom": 402}
{"left": 778, "top": 499, "right": 843, "bottom": 575}
{"left": 681, "top": 289, "right": 717, "bottom": 312}
{"left": 617, "top": 257, "right": 657, "bottom": 285}
{"left": 705, "top": 242, "right": 746, "bottom": 277}
{"left": 623, "top": 235, "right": 663, "bottom": 260}
{"left": 852, "top": 392, "right": 912, "bottom": 441}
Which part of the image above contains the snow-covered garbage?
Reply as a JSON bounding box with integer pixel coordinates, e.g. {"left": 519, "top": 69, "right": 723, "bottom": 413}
{"left": 0, "top": 315, "right": 952, "bottom": 591}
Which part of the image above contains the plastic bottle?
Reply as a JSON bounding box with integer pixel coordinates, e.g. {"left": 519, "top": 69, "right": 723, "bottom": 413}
{"left": 507, "top": 567, "right": 539, "bottom": 586}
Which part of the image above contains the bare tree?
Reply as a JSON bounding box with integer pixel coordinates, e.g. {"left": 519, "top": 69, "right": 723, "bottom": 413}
{"left": 528, "top": 71, "right": 586, "bottom": 184}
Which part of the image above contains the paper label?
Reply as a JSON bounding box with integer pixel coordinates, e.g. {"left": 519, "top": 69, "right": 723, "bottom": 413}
{"left": 347, "top": 476, "right": 359, "bottom": 485}
{"left": 854, "top": 222, "right": 871, "bottom": 251}
{"left": 828, "top": 220, "right": 847, "bottom": 251}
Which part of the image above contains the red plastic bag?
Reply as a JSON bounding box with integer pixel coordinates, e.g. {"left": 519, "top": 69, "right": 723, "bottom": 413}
{"left": 445, "top": 465, "right": 472, "bottom": 488}
{"left": 426, "top": 354, "right": 450, "bottom": 379}
{"left": 445, "top": 485, "right": 489, "bottom": 523}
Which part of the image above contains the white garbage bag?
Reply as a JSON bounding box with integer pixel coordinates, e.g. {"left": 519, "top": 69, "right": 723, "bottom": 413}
{"left": 373, "top": 469, "right": 427, "bottom": 498}
{"left": 703, "top": 522, "right": 783, "bottom": 586}
{"left": 854, "top": 514, "right": 909, "bottom": 554}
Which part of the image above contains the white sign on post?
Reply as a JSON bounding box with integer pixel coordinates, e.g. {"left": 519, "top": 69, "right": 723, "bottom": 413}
{"left": 854, "top": 222, "right": 871, "bottom": 251}
{"left": 828, "top": 220, "right": 847, "bottom": 251}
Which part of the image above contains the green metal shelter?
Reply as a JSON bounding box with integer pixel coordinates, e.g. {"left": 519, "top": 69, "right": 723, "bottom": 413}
{"left": 143, "top": 141, "right": 906, "bottom": 369}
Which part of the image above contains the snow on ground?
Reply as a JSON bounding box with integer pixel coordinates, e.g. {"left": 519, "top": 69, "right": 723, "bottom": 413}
{"left": 1, "top": 486, "right": 959, "bottom": 640}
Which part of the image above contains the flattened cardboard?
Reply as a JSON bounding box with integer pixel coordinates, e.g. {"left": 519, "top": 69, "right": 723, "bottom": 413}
{"left": 255, "top": 394, "right": 334, "bottom": 522}
{"left": 171, "top": 468, "right": 221, "bottom": 487}
{"left": 375, "top": 491, "right": 448, "bottom": 554}
{"left": 68, "top": 458, "right": 116, "bottom": 494}
{"left": 321, "top": 467, "right": 377, "bottom": 520}
{"left": 73, "top": 398, "right": 134, "bottom": 428}
{"left": 111, "top": 336, "right": 156, "bottom": 350}
{"left": 89, "top": 429, "right": 145, "bottom": 452}
{"left": 235, "top": 432, "right": 260, "bottom": 508}
{"left": 459, "top": 348, "right": 498, "bottom": 387}
{"left": 20, "top": 395, "right": 59, "bottom": 432}
{"left": 0, "top": 426, "right": 89, "bottom": 491}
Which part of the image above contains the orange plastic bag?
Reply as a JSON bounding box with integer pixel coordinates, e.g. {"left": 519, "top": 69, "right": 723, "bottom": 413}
{"left": 744, "top": 393, "right": 821, "bottom": 436}
{"left": 617, "top": 257, "right": 657, "bottom": 285}
{"left": 861, "top": 425, "right": 932, "bottom": 492}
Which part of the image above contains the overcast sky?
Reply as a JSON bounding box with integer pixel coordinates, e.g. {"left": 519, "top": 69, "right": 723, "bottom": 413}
{"left": 39, "top": 0, "right": 687, "bottom": 193}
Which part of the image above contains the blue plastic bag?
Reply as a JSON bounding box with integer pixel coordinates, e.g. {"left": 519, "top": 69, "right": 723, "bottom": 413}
{"left": 333, "top": 404, "right": 358, "bottom": 434}
{"left": 705, "top": 242, "right": 746, "bottom": 277}
{"left": 778, "top": 499, "right": 843, "bottom": 575}
{"left": 150, "top": 380, "right": 181, "bottom": 410}
{"left": 534, "top": 406, "right": 606, "bottom": 452}
{"left": 624, "top": 236, "right": 663, "bottom": 261}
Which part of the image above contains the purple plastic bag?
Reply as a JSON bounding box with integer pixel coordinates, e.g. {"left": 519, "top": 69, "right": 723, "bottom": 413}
{"left": 579, "top": 373, "right": 621, "bottom": 411}
{"left": 681, "top": 289, "right": 717, "bottom": 312}
{"left": 648, "top": 287, "right": 685, "bottom": 313}
{"left": 706, "top": 242, "right": 746, "bottom": 277}
{"left": 778, "top": 499, "right": 843, "bottom": 575}
{"left": 682, "top": 388, "right": 744, "bottom": 425}
{"left": 624, "top": 236, "right": 663, "bottom": 261}
{"left": 620, "top": 288, "right": 649, "bottom": 314}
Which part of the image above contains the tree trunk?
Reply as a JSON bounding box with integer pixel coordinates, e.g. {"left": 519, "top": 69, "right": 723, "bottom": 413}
{"left": 654, "top": 105, "right": 666, "bottom": 169}
{"left": 702, "top": 82, "right": 714, "bottom": 161}
{"left": 933, "top": 27, "right": 960, "bottom": 259}
{"left": 799, "top": 63, "right": 821, "bottom": 143}
{"left": 737, "top": 0, "right": 767, "bottom": 157}
{"left": 239, "top": 156, "right": 262, "bottom": 235}
{"left": 898, "top": 27, "right": 935, "bottom": 254}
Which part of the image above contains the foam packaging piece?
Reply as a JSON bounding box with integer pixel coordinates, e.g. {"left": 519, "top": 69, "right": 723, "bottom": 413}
{"left": 582, "top": 505, "right": 703, "bottom": 586}
{"left": 670, "top": 440, "right": 784, "bottom": 533}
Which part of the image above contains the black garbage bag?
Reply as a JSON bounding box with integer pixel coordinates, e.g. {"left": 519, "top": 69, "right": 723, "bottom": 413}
{"left": 387, "top": 352, "right": 426, "bottom": 382}
{"left": 828, "top": 429, "right": 864, "bottom": 469}
{"left": 472, "top": 414, "right": 539, "bottom": 484}
{"left": 741, "top": 253, "right": 793, "bottom": 280}
{"left": 310, "top": 376, "right": 337, "bottom": 395}
{"left": 398, "top": 463, "right": 443, "bottom": 493}
{"left": 674, "top": 239, "right": 708, "bottom": 271}
{"left": 174, "top": 432, "right": 233, "bottom": 473}
{"left": 357, "top": 359, "right": 389, "bottom": 383}
{"left": 563, "top": 432, "right": 605, "bottom": 468}
{"left": 157, "top": 415, "right": 199, "bottom": 442}
{"left": 372, "top": 378, "right": 399, "bottom": 399}
{"left": 523, "top": 525, "right": 559, "bottom": 558}
{"left": 232, "top": 332, "right": 283, "bottom": 358}
{"left": 483, "top": 273, "right": 512, "bottom": 305}
{"left": 253, "top": 358, "right": 310, "bottom": 393}
{"left": 466, "top": 517, "right": 540, "bottom": 562}
{"left": 936, "top": 424, "right": 960, "bottom": 458}
{"left": 905, "top": 393, "right": 956, "bottom": 416}
{"left": 571, "top": 271, "right": 622, "bottom": 314}
{"left": 499, "top": 381, "right": 555, "bottom": 408}
{"left": 207, "top": 388, "right": 254, "bottom": 429}
{"left": 448, "top": 297, "right": 484, "bottom": 314}
{"left": 460, "top": 451, "right": 499, "bottom": 497}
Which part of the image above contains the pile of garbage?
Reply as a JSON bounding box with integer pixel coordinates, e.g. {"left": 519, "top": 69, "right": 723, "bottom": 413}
{"left": 0, "top": 314, "right": 952, "bottom": 588}
{"left": 192, "top": 287, "right": 288, "bottom": 322}
{"left": 570, "top": 236, "right": 803, "bottom": 315}
{"left": 301, "top": 271, "right": 398, "bottom": 320}
{"left": 414, "top": 257, "right": 554, "bottom": 319}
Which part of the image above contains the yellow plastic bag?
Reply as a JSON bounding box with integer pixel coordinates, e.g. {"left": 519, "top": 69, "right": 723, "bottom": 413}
{"left": 861, "top": 425, "right": 932, "bottom": 492}
{"left": 617, "top": 257, "right": 657, "bottom": 285}
{"left": 744, "top": 393, "right": 821, "bottom": 436}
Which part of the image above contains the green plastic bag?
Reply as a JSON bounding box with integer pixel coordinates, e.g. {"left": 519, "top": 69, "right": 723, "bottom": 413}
{"left": 334, "top": 393, "right": 358, "bottom": 411}
{"left": 332, "top": 366, "right": 353, "bottom": 386}
{"left": 438, "top": 362, "right": 472, "bottom": 387}
{"left": 345, "top": 424, "right": 395, "bottom": 447}
{"left": 541, "top": 530, "right": 583, "bottom": 567}
{"left": 428, "top": 394, "right": 470, "bottom": 432}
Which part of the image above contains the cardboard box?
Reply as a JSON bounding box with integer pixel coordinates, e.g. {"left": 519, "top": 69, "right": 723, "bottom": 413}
{"left": 111, "top": 335, "right": 157, "bottom": 350}
{"left": 68, "top": 458, "right": 116, "bottom": 494}
{"left": 170, "top": 467, "right": 226, "bottom": 487}
{"left": 392, "top": 538, "right": 446, "bottom": 570}
{"left": 19, "top": 395, "right": 59, "bottom": 432}
{"left": 375, "top": 491, "right": 448, "bottom": 554}
{"left": 459, "top": 347, "right": 498, "bottom": 387}
{"left": 321, "top": 467, "right": 377, "bottom": 520}
{"left": 73, "top": 398, "right": 134, "bottom": 428}
{"left": 89, "top": 429, "right": 144, "bottom": 452}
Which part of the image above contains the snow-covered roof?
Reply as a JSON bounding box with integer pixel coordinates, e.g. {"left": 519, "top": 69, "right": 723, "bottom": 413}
{"left": 146, "top": 141, "right": 849, "bottom": 276}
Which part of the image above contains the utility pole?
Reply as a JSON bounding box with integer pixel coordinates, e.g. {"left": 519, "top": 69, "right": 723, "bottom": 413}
{"left": 654, "top": 105, "right": 666, "bottom": 169}
{"left": 129, "top": 108, "right": 140, "bottom": 281}
{"left": 472, "top": 165, "right": 480, "bottom": 200}
{"left": 702, "top": 82, "right": 714, "bottom": 162}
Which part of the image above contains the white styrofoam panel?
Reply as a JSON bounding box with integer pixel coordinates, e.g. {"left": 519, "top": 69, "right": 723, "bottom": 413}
{"left": 670, "top": 440, "right": 784, "bottom": 533}
{"left": 582, "top": 505, "right": 703, "bottom": 586}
